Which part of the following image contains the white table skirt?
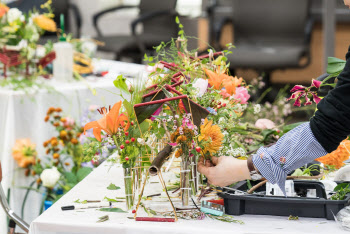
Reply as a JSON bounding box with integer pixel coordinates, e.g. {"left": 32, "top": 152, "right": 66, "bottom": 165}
{"left": 29, "top": 160, "right": 347, "bottom": 234}
{"left": 0, "top": 60, "right": 145, "bottom": 233}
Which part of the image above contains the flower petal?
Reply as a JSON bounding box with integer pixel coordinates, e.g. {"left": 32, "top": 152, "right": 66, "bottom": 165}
{"left": 290, "top": 85, "right": 306, "bottom": 93}
{"left": 287, "top": 90, "right": 303, "bottom": 101}
{"left": 311, "top": 92, "right": 322, "bottom": 104}
{"left": 311, "top": 79, "right": 322, "bottom": 89}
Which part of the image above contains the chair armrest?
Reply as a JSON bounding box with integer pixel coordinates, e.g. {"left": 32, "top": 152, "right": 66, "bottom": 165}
{"left": 131, "top": 9, "right": 178, "bottom": 36}
{"left": 68, "top": 3, "right": 82, "bottom": 38}
{"left": 93, "top": 5, "right": 137, "bottom": 37}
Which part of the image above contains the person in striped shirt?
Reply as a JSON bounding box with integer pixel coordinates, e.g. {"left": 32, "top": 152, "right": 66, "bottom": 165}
{"left": 198, "top": 36, "right": 350, "bottom": 194}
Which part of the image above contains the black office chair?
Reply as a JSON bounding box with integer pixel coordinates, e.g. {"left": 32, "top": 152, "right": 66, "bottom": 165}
{"left": 93, "top": 0, "right": 178, "bottom": 63}
{"left": 212, "top": 0, "right": 313, "bottom": 87}
{"left": 7, "top": 0, "right": 82, "bottom": 42}
{"left": 0, "top": 162, "right": 30, "bottom": 233}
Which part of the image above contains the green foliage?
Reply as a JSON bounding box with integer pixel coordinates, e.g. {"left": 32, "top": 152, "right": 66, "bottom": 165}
{"left": 331, "top": 183, "right": 350, "bottom": 200}
{"left": 107, "top": 183, "right": 121, "bottom": 190}
{"left": 113, "top": 75, "right": 129, "bottom": 94}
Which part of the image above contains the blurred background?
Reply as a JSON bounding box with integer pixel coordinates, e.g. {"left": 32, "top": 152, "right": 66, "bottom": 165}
{"left": 5, "top": 0, "right": 350, "bottom": 86}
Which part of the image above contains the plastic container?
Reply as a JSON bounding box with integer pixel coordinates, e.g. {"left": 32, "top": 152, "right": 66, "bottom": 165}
{"left": 218, "top": 180, "right": 350, "bottom": 220}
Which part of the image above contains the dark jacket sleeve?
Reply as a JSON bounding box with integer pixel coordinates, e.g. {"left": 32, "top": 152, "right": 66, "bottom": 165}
{"left": 310, "top": 46, "right": 350, "bottom": 153}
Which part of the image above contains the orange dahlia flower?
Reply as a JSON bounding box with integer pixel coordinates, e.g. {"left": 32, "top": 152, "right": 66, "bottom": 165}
{"left": 198, "top": 118, "right": 224, "bottom": 155}
{"left": 12, "top": 139, "right": 37, "bottom": 168}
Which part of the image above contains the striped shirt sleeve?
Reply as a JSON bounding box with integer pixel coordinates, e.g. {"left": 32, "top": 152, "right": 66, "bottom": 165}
{"left": 252, "top": 122, "right": 328, "bottom": 195}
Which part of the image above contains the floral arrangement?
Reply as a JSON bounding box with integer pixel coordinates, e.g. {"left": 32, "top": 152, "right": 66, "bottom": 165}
{"left": 12, "top": 106, "right": 93, "bottom": 215}
{"left": 81, "top": 18, "right": 293, "bottom": 215}
{"left": 0, "top": 0, "right": 56, "bottom": 77}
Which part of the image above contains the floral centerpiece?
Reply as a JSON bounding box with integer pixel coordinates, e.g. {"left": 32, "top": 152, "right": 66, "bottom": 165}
{"left": 82, "top": 18, "right": 290, "bottom": 212}
{"left": 0, "top": 0, "right": 56, "bottom": 78}
{"left": 12, "top": 107, "right": 93, "bottom": 214}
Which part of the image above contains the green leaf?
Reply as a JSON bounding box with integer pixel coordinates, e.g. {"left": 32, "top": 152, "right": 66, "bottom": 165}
{"left": 175, "top": 16, "right": 179, "bottom": 24}
{"left": 327, "top": 57, "right": 346, "bottom": 74}
{"left": 334, "top": 183, "right": 349, "bottom": 192}
{"left": 123, "top": 99, "right": 133, "bottom": 118}
{"left": 99, "top": 207, "right": 126, "bottom": 213}
{"left": 104, "top": 196, "right": 118, "bottom": 202}
{"left": 63, "top": 172, "right": 78, "bottom": 184}
{"left": 77, "top": 167, "right": 93, "bottom": 182}
{"left": 113, "top": 75, "right": 129, "bottom": 94}
{"left": 107, "top": 183, "right": 121, "bottom": 190}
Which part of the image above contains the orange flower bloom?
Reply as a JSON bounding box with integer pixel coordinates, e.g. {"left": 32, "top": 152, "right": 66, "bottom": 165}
{"left": 84, "top": 101, "right": 130, "bottom": 141}
{"left": 204, "top": 68, "right": 242, "bottom": 95}
{"left": 12, "top": 139, "right": 37, "bottom": 168}
{"left": 198, "top": 119, "right": 224, "bottom": 155}
{"left": 316, "top": 139, "right": 350, "bottom": 169}
{"left": 71, "top": 138, "right": 78, "bottom": 144}
{"left": 0, "top": 4, "right": 9, "bottom": 18}
{"left": 44, "top": 116, "right": 50, "bottom": 122}
{"left": 53, "top": 153, "right": 60, "bottom": 159}
{"left": 222, "top": 76, "right": 243, "bottom": 95}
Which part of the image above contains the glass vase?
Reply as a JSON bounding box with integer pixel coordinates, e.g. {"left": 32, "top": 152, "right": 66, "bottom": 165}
{"left": 180, "top": 158, "right": 191, "bottom": 207}
{"left": 123, "top": 167, "right": 134, "bottom": 210}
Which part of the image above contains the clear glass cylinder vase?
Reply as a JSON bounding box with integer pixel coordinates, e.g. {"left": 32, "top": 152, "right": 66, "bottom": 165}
{"left": 123, "top": 167, "right": 134, "bottom": 210}
{"left": 180, "top": 158, "right": 191, "bottom": 207}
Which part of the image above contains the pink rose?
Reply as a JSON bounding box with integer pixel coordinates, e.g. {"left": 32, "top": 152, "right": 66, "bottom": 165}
{"left": 255, "top": 119, "right": 276, "bottom": 130}
{"left": 231, "top": 87, "right": 250, "bottom": 104}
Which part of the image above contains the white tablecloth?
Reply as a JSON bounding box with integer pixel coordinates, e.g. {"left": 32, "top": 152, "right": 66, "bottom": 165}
{"left": 29, "top": 160, "right": 347, "bottom": 234}
{"left": 0, "top": 60, "right": 145, "bottom": 233}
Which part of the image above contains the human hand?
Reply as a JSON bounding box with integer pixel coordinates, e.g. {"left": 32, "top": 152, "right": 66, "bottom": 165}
{"left": 197, "top": 156, "right": 251, "bottom": 187}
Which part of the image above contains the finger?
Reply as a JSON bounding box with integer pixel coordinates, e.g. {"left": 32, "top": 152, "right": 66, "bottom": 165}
{"left": 205, "top": 159, "right": 213, "bottom": 167}
{"left": 198, "top": 161, "right": 213, "bottom": 177}
{"left": 210, "top": 156, "right": 219, "bottom": 166}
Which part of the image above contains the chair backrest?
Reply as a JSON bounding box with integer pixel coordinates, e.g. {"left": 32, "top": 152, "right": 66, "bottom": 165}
{"left": 231, "top": 0, "right": 311, "bottom": 44}
{"left": 139, "top": 0, "right": 178, "bottom": 37}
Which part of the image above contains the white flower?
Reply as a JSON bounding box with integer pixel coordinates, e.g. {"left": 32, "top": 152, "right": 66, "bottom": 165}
{"left": 7, "top": 8, "right": 23, "bottom": 23}
{"left": 102, "top": 145, "right": 108, "bottom": 153}
{"left": 162, "top": 113, "right": 167, "bottom": 117}
{"left": 236, "top": 104, "right": 243, "bottom": 112}
{"left": 218, "top": 117, "right": 225, "bottom": 124}
{"left": 92, "top": 155, "right": 100, "bottom": 162}
{"left": 40, "top": 167, "right": 61, "bottom": 189}
{"left": 137, "top": 138, "right": 145, "bottom": 145}
{"left": 253, "top": 104, "right": 261, "bottom": 114}
{"left": 193, "top": 78, "right": 208, "bottom": 97}
{"left": 175, "top": 115, "right": 179, "bottom": 119}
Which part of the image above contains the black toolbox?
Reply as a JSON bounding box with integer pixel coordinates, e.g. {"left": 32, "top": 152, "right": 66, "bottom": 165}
{"left": 218, "top": 180, "right": 350, "bottom": 220}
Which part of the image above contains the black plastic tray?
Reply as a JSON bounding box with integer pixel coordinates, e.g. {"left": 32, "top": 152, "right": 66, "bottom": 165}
{"left": 218, "top": 180, "right": 350, "bottom": 220}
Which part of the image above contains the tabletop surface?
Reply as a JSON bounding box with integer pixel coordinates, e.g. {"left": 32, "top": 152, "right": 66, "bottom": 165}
{"left": 29, "top": 160, "right": 348, "bottom": 234}
{"left": 0, "top": 59, "right": 145, "bottom": 95}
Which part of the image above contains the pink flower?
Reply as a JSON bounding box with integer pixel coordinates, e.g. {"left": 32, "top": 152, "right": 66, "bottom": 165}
{"left": 255, "top": 119, "right": 276, "bottom": 130}
{"left": 288, "top": 79, "right": 321, "bottom": 106}
{"left": 231, "top": 87, "right": 250, "bottom": 104}
{"left": 219, "top": 90, "right": 230, "bottom": 99}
